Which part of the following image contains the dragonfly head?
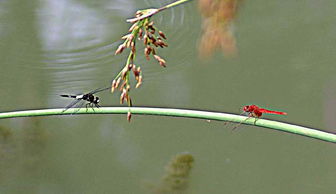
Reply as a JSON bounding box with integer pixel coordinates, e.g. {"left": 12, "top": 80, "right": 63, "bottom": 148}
{"left": 243, "top": 105, "right": 250, "bottom": 112}
{"left": 95, "top": 97, "right": 100, "bottom": 104}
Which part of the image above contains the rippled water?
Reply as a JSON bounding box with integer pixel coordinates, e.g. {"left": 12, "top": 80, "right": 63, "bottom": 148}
{"left": 1, "top": 0, "right": 336, "bottom": 193}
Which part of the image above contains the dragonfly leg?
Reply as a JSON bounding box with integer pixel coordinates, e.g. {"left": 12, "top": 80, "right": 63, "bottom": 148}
{"left": 93, "top": 104, "right": 100, "bottom": 112}
{"left": 249, "top": 113, "right": 258, "bottom": 125}
{"left": 232, "top": 113, "right": 252, "bottom": 131}
{"left": 90, "top": 103, "right": 96, "bottom": 112}
{"left": 253, "top": 117, "right": 260, "bottom": 125}
{"left": 85, "top": 103, "right": 90, "bottom": 112}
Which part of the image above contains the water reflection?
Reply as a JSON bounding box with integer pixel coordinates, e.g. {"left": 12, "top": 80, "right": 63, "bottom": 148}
{"left": 38, "top": 0, "right": 133, "bottom": 51}
{"left": 100, "top": 120, "right": 143, "bottom": 169}
{"left": 36, "top": 0, "right": 196, "bottom": 109}
{"left": 38, "top": 0, "right": 121, "bottom": 89}
{"left": 0, "top": 119, "right": 49, "bottom": 193}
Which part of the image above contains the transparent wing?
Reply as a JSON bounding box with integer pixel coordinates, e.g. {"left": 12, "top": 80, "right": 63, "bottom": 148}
{"left": 62, "top": 99, "right": 82, "bottom": 112}
{"left": 89, "top": 86, "right": 112, "bottom": 94}
{"left": 71, "top": 101, "right": 86, "bottom": 114}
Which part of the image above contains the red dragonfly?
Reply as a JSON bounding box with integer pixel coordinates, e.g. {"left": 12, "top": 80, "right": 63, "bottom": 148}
{"left": 232, "top": 105, "right": 287, "bottom": 130}
{"left": 243, "top": 105, "right": 287, "bottom": 118}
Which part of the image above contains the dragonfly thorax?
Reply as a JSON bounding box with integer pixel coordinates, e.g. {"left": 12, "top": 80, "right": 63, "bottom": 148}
{"left": 81, "top": 94, "right": 99, "bottom": 104}
{"left": 95, "top": 97, "right": 100, "bottom": 104}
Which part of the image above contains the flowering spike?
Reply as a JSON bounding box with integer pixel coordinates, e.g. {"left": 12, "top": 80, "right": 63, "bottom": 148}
{"left": 127, "top": 111, "right": 132, "bottom": 122}
{"left": 129, "top": 22, "right": 138, "bottom": 32}
{"left": 115, "top": 44, "right": 125, "bottom": 55}
{"left": 112, "top": 7, "right": 171, "bottom": 114}
{"left": 148, "top": 21, "right": 154, "bottom": 27}
{"left": 143, "top": 34, "right": 148, "bottom": 45}
{"left": 136, "top": 76, "right": 142, "bottom": 88}
{"left": 138, "top": 28, "right": 143, "bottom": 40}
{"left": 119, "top": 81, "right": 126, "bottom": 92}
{"left": 121, "top": 68, "right": 128, "bottom": 80}
{"left": 158, "top": 31, "right": 166, "bottom": 39}
{"left": 154, "top": 55, "right": 166, "bottom": 67}
{"left": 111, "top": 80, "right": 116, "bottom": 92}
{"left": 121, "top": 34, "right": 130, "bottom": 40}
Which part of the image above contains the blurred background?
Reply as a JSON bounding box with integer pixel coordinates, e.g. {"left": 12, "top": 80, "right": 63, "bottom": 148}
{"left": 0, "top": 0, "right": 336, "bottom": 193}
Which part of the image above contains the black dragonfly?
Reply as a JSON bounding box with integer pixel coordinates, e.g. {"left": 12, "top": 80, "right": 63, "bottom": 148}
{"left": 60, "top": 86, "right": 111, "bottom": 113}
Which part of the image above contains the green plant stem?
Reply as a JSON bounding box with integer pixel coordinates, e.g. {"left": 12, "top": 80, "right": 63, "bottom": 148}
{"left": 126, "top": 0, "right": 193, "bottom": 23}
{"left": 0, "top": 107, "right": 335, "bottom": 143}
{"left": 114, "top": 52, "right": 133, "bottom": 80}
{"left": 162, "top": 0, "right": 192, "bottom": 10}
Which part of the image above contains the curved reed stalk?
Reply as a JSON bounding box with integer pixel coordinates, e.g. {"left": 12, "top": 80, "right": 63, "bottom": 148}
{"left": 0, "top": 107, "right": 335, "bottom": 143}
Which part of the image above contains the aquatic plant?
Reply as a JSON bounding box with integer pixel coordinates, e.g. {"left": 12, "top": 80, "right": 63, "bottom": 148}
{"left": 112, "top": 0, "right": 192, "bottom": 121}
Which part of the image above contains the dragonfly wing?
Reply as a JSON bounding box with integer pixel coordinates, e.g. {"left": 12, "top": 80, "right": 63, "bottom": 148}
{"left": 62, "top": 99, "right": 82, "bottom": 112}
{"left": 89, "top": 86, "right": 112, "bottom": 94}
{"left": 259, "top": 108, "right": 287, "bottom": 115}
{"left": 72, "top": 101, "right": 86, "bottom": 114}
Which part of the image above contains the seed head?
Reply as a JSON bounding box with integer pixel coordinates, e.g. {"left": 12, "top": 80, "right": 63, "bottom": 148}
{"left": 135, "top": 10, "right": 143, "bottom": 18}
{"left": 115, "top": 44, "right": 125, "bottom": 55}
{"left": 128, "top": 63, "right": 134, "bottom": 71}
{"left": 138, "top": 28, "right": 143, "bottom": 40}
{"left": 136, "top": 75, "right": 142, "bottom": 88}
{"left": 158, "top": 31, "right": 167, "bottom": 39}
{"left": 115, "top": 77, "right": 121, "bottom": 89}
{"left": 148, "top": 21, "right": 154, "bottom": 27}
{"left": 131, "top": 41, "right": 136, "bottom": 52}
{"left": 154, "top": 55, "right": 166, "bottom": 67}
{"left": 132, "top": 65, "right": 140, "bottom": 77}
{"left": 119, "top": 81, "right": 126, "bottom": 92}
{"left": 129, "top": 24, "right": 139, "bottom": 32}
{"left": 111, "top": 80, "right": 116, "bottom": 92}
{"left": 143, "top": 34, "right": 148, "bottom": 45}
{"left": 121, "top": 34, "right": 131, "bottom": 40}
{"left": 127, "top": 111, "right": 132, "bottom": 122}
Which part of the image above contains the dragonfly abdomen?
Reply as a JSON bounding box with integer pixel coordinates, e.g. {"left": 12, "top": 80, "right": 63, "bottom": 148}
{"left": 60, "top": 94, "right": 77, "bottom": 98}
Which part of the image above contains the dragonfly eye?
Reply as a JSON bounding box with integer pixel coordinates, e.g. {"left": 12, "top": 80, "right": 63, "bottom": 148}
{"left": 96, "top": 97, "right": 100, "bottom": 103}
{"left": 243, "top": 106, "right": 249, "bottom": 111}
